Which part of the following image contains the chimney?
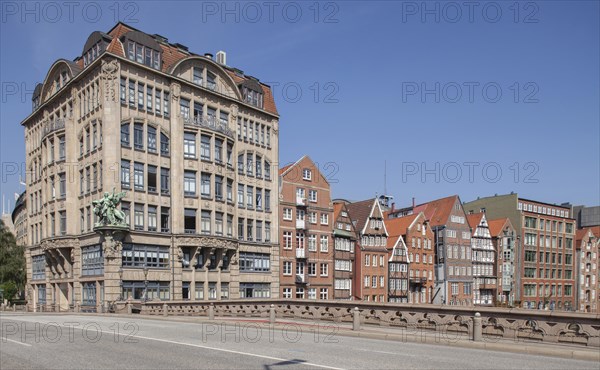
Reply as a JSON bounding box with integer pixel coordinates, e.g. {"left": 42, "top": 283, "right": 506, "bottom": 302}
{"left": 216, "top": 51, "right": 227, "bottom": 65}
{"left": 391, "top": 202, "right": 395, "bottom": 212}
{"left": 204, "top": 53, "right": 213, "bottom": 60}
{"left": 412, "top": 197, "right": 415, "bottom": 209}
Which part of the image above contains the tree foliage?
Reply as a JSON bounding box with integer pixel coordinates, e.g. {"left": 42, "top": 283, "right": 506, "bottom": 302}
{"left": 0, "top": 220, "right": 26, "bottom": 300}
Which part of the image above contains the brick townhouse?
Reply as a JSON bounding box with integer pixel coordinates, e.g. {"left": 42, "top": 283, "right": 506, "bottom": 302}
{"left": 279, "top": 156, "right": 334, "bottom": 300}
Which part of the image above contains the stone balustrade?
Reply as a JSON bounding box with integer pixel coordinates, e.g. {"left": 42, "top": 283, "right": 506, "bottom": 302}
{"left": 139, "top": 299, "right": 600, "bottom": 348}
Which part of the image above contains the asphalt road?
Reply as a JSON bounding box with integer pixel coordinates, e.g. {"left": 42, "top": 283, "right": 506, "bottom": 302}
{"left": 0, "top": 313, "right": 597, "bottom": 369}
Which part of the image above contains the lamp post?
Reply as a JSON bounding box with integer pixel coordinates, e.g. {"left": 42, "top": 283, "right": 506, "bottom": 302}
{"left": 118, "top": 267, "right": 123, "bottom": 301}
{"left": 143, "top": 267, "right": 149, "bottom": 302}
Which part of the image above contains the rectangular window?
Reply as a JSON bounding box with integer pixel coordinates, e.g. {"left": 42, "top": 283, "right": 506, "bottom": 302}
{"left": 201, "top": 135, "right": 211, "bottom": 160}
{"left": 121, "top": 123, "right": 130, "bottom": 146}
{"left": 148, "top": 206, "right": 157, "bottom": 232}
{"left": 163, "top": 92, "right": 170, "bottom": 116}
{"left": 239, "top": 253, "right": 270, "bottom": 272}
{"left": 180, "top": 98, "right": 190, "bottom": 119}
{"left": 134, "top": 162, "right": 144, "bottom": 190}
{"left": 134, "top": 123, "right": 144, "bottom": 150}
{"left": 184, "top": 132, "right": 196, "bottom": 158}
{"left": 193, "top": 67, "right": 204, "bottom": 85}
{"left": 160, "top": 168, "right": 170, "bottom": 195}
{"left": 147, "top": 165, "right": 157, "bottom": 192}
{"left": 147, "top": 126, "right": 157, "bottom": 152}
{"left": 184, "top": 209, "right": 196, "bottom": 233}
{"left": 161, "top": 207, "right": 170, "bottom": 233}
{"left": 184, "top": 171, "right": 196, "bottom": 196}
{"left": 137, "top": 82, "right": 144, "bottom": 109}
{"left": 320, "top": 235, "right": 328, "bottom": 252}
{"left": 128, "top": 81, "right": 135, "bottom": 106}
{"left": 201, "top": 211, "right": 211, "bottom": 235}
{"left": 201, "top": 173, "right": 211, "bottom": 197}
{"left": 134, "top": 204, "right": 144, "bottom": 230}
{"left": 122, "top": 243, "right": 170, "bottom": 268}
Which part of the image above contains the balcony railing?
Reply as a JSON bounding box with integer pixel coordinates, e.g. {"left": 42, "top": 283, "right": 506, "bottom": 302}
{"left": 296, "top": 219, "right": 306, "bottom": 229}
{"left": 183, "top": 115, "right": 233, "bottom": 138}
{"left": 40, "top": 118, "right": 66, "bottom": 144}
{"left": 296, "top": 248, "right": 306, "bottom": 259}
{"left": 296, "top": 196, "right": 307, "bottom": 206}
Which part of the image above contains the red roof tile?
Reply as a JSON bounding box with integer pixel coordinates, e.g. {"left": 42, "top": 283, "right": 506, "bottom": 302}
{"left": 385, "top": 214, "right": 418, "bottom": 238}
{"left": 466, "top": 213, "right": 484, "bottom": 229}
{"left": 487, "top": 218, "right": 511, "bottom": 237}
{"left": 416, "top": 195, "right": 460, "bottom": 226}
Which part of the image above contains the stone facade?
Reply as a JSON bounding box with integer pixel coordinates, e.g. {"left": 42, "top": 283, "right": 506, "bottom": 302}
{"left": 21, "top": 22, "right": 280, "bottom": 311}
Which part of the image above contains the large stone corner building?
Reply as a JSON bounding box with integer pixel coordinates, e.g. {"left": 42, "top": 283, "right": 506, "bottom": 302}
{"left": 21, "top": 22, "right": 280, "bottom": 311}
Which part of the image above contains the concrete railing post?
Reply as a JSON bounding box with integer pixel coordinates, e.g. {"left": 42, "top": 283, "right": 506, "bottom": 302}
{"left": 163, "top": 303, "right": 168, "bottom": 317}
{"left": 127, "top": 302, "right": 132, "bottom": 314}
{"left": 473, "top": 312, "right": 482, "bottom": 342}
{"left": 353, "top": 307, "right": 361, "bottom": 331}
{"left": 269, "top": 304, "right": 276, "bottom": 324}
{"left": 208, "top": 303, "right": 215, "bottom": 320}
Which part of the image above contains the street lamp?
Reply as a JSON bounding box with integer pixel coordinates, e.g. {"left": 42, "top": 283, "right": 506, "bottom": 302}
{"left": 143, "top": 267, "right": 149, "bottom": 302}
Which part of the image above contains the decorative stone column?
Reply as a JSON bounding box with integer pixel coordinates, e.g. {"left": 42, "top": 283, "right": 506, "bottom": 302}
{"left": 97, "top": 226, "right": 128, "bottom": 303}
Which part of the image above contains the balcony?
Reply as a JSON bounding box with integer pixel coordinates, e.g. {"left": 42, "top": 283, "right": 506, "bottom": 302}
{"left": 296, "top": 219, "right": 306, "bottom": 229}
{"left": 409, "top": 277, "right": 427, "bottom": 284}
{"left": 40, "top": 118, "right": 66, "bottom": 144}
{"left": 296, "top": 248, "right": 306, "bottom": 259}
{"left": 183, "top": 115, "right": 233, "bottom": 138}
{"left": 296, "top": 196, "right": 307, "bottom": 206}
{"left": 295, "top": 274, "right": 306, "bottom": 284}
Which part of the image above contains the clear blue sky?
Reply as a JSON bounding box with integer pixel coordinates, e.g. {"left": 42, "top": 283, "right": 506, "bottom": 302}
{"left": 1, "top": 1, "right": 598, "bottom": 212}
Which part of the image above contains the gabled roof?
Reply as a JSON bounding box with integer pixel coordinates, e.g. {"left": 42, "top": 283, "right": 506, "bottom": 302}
{"left": 487, "top": 217, "right": 512, "bottom": 237}
{"left": 385, "top": 213, "right": 419, "bottom": 239}
{"left": 575, "top": 226, "right": 600, "bottom": 248}
{"left": 415, "top": 195, "right": 461, "bottom": 227}
{"left": 333, "top": 202, "right": 358, "bottom": 238}
{"left": 278, "top": 155, "right": 330, "bottom": 186}
{"left": 346, "top": 198, "right": 376, "bottom": 234}
{"left": 466, "top": 213, "right": 485, "bottom": 230}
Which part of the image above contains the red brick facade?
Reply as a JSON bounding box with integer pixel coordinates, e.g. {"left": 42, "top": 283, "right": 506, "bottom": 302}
{"left": 279, "top": 156, "right": 333, "bottom": 300}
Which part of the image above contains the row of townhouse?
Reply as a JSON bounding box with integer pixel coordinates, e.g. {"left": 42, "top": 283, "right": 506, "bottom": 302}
{"left": 276, "top": 157, "right": 599, "bottom": 312}
{"left": 10, "top": 20, "right": 598, "bottom": 312}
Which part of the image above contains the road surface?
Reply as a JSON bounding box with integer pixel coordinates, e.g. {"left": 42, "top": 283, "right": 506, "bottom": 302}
{"left": 1, "top": 314, "right": 597, "bottom": 369}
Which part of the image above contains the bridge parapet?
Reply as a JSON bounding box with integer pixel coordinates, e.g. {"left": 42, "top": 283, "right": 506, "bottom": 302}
{"left": 139, "top": 300, "right": 600, "bottom": 348}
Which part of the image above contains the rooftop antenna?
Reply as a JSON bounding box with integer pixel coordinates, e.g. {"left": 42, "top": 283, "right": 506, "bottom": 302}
{"left": 384, "top": 160, "right": 387, "bottom": 196}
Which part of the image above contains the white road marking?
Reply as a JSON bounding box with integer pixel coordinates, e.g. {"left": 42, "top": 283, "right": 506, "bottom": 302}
{"left": 2, "top": 317, "right": 344, "bottom": 370}
{"left": 129, "top": 333, "right": 345, "bottom": 370}
{"left": 2, "top": 338, "right": 32, "bottom": 347}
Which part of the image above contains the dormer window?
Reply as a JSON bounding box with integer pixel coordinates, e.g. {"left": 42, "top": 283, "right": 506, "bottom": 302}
{"left": 122, "top": 30, "right": 162, "bottom": 70}
{"left": 82, "top": 33, "right": 109, "bottom": 67}
{"left": 242, "top": 86, "right": 263, "bottom": 108}
{"left": 127, "top": 41, "right": 160, "bottom": 69}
